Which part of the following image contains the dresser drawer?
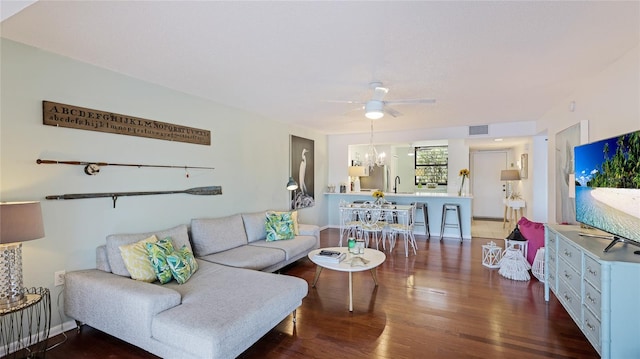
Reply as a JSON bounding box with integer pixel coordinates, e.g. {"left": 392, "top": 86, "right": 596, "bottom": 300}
{"left": 584, "top": 255, "right": 602, "bottom": 290}
{"left": 584, "top": 280, "right": 601, "bottom": 320}
{"left": 558, "top": 257, "right": 581, "bottom": 294}
{"left": 558, "top": 238, "right": 582, "bottom": 272}
{"left": 583, "top": 306, "right": 602, "bottom": 352}
{"left": 557, "top": 280, "right": 581, "bottom": 321}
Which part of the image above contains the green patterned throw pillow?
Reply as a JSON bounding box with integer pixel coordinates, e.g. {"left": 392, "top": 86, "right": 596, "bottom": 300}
{"left": 167, "top": 245, "right": 198, "bottom": 284}
{"left": 265, "top": 211, "right": 295, "bottom": 242}
{"left": 145, "top": 237, "right": 175, "bottom": 284}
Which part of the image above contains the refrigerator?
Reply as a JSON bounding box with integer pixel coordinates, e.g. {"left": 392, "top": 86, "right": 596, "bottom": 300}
{"left": 359, "top": 165, "right": 389, "bottom": 192}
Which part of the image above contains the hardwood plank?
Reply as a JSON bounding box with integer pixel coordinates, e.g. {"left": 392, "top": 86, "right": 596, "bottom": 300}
{"left": 44, "top": 228, "right": 597, "bottom": 359}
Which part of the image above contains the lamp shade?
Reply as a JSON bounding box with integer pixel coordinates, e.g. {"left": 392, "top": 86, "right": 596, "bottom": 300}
{"left": 348, "top": 166, "right": 368, "bottom": 177}
{"left": 500, "top": 170, "right": 521, "bottom": 181}
{"left": 286, "top": 177, "right": 299, "bottom": 191}
{"left": 0, "top": 201, "right": 45, "bottom": 244}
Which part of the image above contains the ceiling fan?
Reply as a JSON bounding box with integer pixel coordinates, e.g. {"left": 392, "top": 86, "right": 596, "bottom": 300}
{"left": 333, "top": 82, "right": 436, "bottom": 119}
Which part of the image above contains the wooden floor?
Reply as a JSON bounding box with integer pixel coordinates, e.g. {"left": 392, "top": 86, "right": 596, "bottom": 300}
{"left": 43, "top": 228, "right": 598, "bottom": 359}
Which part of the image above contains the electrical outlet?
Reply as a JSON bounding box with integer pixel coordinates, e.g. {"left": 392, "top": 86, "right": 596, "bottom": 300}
{"left": 54, "top": 270, "right": 65, "bottom": 286}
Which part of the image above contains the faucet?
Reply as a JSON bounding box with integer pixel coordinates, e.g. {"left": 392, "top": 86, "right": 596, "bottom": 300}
{"left": 394, "top": 176, "right": 401, "bottom": 194}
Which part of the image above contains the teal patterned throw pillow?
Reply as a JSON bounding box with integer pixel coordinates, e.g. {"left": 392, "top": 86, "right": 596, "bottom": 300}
{"left": 167, "top": 245, "right": 198, "bottom": 284}
{"left": 145, "top": 237, "right": 175, "bottom": 284}
{"left": 265, "top": 211, "right": 295, "bottom": 242}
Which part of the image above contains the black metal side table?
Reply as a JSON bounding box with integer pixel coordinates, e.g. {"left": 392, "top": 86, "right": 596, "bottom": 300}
{"left": 0, "top": 287, "right": 51, "bottom": 358}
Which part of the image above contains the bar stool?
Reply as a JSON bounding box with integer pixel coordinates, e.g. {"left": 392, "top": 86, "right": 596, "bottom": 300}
{"left": 440, "top": 203, "right": 462, "bottom": 242}
{"left": 411, "top": 202, "right": 430, "bottom": 238}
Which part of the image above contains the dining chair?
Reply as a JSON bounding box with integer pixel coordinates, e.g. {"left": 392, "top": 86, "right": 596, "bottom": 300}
{"left": 388, "top": 203, "right": 417, "bottom": 257}
{"left": 357, "top": 202, "right": 385, "bottom": 249}
{"left": 338, "top": 202, "right": 361, "bottom": 246}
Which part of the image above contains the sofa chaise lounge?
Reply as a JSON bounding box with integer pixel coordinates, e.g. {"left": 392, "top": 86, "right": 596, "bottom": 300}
{"left": 64, "top": 211, "right": 319, "bottom": 359}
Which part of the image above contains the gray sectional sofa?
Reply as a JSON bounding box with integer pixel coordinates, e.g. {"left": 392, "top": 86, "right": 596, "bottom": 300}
{"left": 64, "top": 211, "right": 319, "bottom": 359}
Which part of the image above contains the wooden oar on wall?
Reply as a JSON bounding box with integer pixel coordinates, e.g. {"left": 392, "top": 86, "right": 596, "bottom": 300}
{"left": 46, "top": 186, "right": 222, "bottom": 208}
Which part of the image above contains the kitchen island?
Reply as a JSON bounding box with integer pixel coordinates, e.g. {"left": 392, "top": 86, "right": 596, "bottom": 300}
{"left": 325, "top": 192, "right": 473, "bottom": 240}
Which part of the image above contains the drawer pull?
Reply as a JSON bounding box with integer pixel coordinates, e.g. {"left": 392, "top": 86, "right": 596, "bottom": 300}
{"left": 586, "top": 293, "right": 596, "bottom": 304}
{"left": 563, "top": 293, "right": 572, "bottom": 302}
{"left": 564, "top": 271, "right": 571, "bottom": 279}
{"left": 586, "top": 320, "right": 595, "bottom": 331}
{"left": 587, "top": 266, "right": 597, "bottom": 276}
{"left": 563, "top": 249, "right": 572, "bottom": 257}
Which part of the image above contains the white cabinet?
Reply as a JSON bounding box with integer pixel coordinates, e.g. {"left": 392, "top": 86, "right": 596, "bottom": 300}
{"left": 545, "top": 225, "right": 640, "bottom": 358}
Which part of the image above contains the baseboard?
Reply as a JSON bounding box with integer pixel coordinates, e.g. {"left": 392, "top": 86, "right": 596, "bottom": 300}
{"left": 473, "top": 217, "right": 503, "bottom": 222}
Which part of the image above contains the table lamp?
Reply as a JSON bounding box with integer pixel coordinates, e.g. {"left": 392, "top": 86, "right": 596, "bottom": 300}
{"left": 348, "top": 166, "right": 368, "bottom": 192}
{"left": 0, "top": 201, "right": 45, "bottom": 308}
{"left": 500, "top": 169, "right": 521, "bottom": 198}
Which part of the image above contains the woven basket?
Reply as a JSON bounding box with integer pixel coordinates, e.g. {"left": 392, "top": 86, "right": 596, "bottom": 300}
{"left": 532, "top": 247, "right": 545, "bottom": 282}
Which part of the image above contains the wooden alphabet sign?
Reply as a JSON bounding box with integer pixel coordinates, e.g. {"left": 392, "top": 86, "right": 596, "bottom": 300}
{"left": 42, "top": 101, "right": 211, "bottom": 145}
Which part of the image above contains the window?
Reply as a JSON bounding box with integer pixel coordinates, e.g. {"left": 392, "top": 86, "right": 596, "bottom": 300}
{"left": 415, "top": 146, "right": 448, "bottom": 185}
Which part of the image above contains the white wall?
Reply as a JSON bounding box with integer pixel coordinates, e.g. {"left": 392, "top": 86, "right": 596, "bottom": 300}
{"left": 537, "top": 44, "right": 640, "bottom": 223}
{"left": 0, "top": 39, "right": 328, "bottom": 327}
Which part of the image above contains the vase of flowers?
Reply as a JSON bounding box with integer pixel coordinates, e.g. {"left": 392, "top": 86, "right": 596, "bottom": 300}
{"left": 372, "top": 190, "right": 385, "bottom": 205}
{"left": 458, "top": 168, "right": 470, "bottom": 196}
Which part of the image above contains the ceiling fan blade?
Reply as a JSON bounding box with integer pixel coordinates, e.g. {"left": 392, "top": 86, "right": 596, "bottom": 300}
{"left": 326, "top": 99, "right": 366, "bottom": 104}
{"left": 372, "top": 86, "right": 389, "bottom": 101}
{"left": 385, "top": 98, "right": 436, "bottom": 105}
{"left": 384, "top": 106, "right": 403, "bottom": 118}
{"left": 340, "top": 104, "right": 365, "bottom": 116}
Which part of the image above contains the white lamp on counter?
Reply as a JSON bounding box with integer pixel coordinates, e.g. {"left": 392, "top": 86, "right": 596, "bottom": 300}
{"left": 349, "top": 166, "right": 368, "bottom": 192}
{"left": 0, "top": 201, "right": 45, "bottom": 308}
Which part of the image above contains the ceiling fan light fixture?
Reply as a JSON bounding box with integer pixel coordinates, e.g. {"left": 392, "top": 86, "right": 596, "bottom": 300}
{"left": 364, "top": 100, "right": 384, "bottom": 120}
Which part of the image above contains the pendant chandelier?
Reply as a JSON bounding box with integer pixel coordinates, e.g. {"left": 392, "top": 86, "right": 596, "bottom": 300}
{"left": 364, "top": 120, "right": 385, "bottom": 171}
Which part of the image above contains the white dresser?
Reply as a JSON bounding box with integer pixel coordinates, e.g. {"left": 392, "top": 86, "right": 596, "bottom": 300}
{"left": 545, "top": 224, "right": 640, "bottom": 358}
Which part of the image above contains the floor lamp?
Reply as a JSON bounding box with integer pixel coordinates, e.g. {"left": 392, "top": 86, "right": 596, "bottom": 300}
{"left": 500, "top": 169, "right": 521, "bottom": 198}
{"left": 0, "top": 201, "right": 45, "bottom": 308}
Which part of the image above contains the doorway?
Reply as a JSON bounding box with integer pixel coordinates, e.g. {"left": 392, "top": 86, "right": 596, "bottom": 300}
{"left": 471, "top": 151, "right": 507, "bottom": 219}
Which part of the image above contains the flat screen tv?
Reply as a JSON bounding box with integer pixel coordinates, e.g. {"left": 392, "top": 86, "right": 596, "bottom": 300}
{"left": 574, "top": 129, "right": 640, "bottom": 253}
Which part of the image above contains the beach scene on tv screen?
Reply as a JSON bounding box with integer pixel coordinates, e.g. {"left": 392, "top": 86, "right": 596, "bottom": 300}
{"left": 574, "top": 130, "right": 640, "bottom": 242}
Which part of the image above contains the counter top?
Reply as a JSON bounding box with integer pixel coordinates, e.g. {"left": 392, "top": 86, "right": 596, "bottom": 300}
{"left": 325, "top": 191, "right": 472, "bottom": 199}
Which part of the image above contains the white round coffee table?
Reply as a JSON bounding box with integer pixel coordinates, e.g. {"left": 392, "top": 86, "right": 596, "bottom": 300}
{"left": 308, "top": 247, "right": 386, "bottom": 312}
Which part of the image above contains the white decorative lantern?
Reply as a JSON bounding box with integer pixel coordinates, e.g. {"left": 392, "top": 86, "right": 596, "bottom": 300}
{"left": 482, "top": 241, "right": 502, "bottom": 268}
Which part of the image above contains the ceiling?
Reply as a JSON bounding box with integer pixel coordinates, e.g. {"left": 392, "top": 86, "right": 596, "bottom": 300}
{"left": 1, "top": 1, "right": 639, "bottom": 136}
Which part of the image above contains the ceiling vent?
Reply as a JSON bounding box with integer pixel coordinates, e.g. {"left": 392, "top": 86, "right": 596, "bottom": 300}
{"left": 468, "top": 125, "right": 489, "bottom": 136}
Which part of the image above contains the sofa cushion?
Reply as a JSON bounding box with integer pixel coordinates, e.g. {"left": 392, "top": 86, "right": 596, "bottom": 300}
{"left": 265, "top": 211, "right": 295, "bottom": 241}
{"left": 106, "top": 224, "right": 191, "bottom": 277}
{"left": 96, "top": 245, "right": 111, "bottom": 272}
{"left": 518, "top": 217, "right": 545, "bottom": 265}
{"left": 146, "top": 237, "right": 175, "bottom": 284}
{"left": 166, "top": 245, "right": 198, "bottom": 284}
{"left": 119, "top": 235, "right": 158, "bottom": 282}
{"left": 249, "top": 235, "right": 317, "bottom": 261}
{"left": 197, "top": 245, "right": 286, "bottom": 271}
{"left": 191, "top": 214, "right": 248, "bottom": 256}
{"left": 153, "top": 261, "right": 307, "bottom": 359}
{"left": 241, "top": 211, "right": 267, "bottom": 243}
